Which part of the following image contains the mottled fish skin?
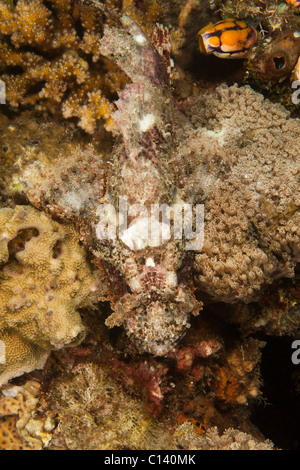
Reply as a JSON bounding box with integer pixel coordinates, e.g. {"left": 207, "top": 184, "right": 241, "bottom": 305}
{"left": 85, "top": 3, "right": 202, "bottom": 355}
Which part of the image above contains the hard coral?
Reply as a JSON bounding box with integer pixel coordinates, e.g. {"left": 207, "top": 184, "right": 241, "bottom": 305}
{"left": 12, "top": 13, "right": 300, "bottom": 354}
{"left": 0, "top": 0, "right": 128, "bottom": 133}
{"left": 0, "top": 205, "right": 104, "bottom": 385}
{"left": 0, "top": 381, "right": 42, "bottom": 450}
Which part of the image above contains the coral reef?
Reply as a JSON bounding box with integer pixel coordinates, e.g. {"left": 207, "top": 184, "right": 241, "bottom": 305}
{"left": 198, "top": 18, "right": 258, "bottom": 59}
{"left": 0, "top": 0, "right": 299, "bottom": 452}
{"left": 5, "top": 18, "right": 300, "bottom": 354}
{"left": 213, "top": 1, "right": 300, "bottom": 112}
{"left": 0, "top": 365, "right": 273, "bottom": 450}
{"left": 180, "top": 1, "right": 300, "bottom": 115}
{"left": 0, "top": 381, "right": 42, "bottom": 449}
{"left": 219, "top": 0, "right": 299, "bottom": 32}
{"left": 0, "top": 0, "right": 168, "bottom": 133}
{"left": 0, "top": 313, "right": 272, "bottom": 450}
{"left": 0, "top": 205, "right": 105, "bottom": 385}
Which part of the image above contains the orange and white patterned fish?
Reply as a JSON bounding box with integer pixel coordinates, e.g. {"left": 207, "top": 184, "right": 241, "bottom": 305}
{"left": 286, "top": 0, "right": 300, "bottom": 7}
{"left": 198, "top": 18, "right": 258, "bottom": 59}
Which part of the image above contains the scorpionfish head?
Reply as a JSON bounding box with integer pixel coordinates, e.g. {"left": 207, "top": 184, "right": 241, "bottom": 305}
{"left": 110, "top": 260, "right": 201, "bottom": 356}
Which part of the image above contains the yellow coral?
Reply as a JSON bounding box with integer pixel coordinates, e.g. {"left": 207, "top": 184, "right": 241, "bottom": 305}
{"left": 0, "top": 205, "right": 104, "bottom": 385}
{"left": 0, "top": 0, "right": 168, "bottom": 133}
{"left": 0, "top": 381, "right": 42, "bottom": 450}
{"left": 0, "top": 0, "right": 130, "bottom": 133}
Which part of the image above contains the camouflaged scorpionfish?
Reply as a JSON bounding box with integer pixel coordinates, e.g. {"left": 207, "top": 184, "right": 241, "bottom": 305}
{"left": 18, "top": 1, "right": 207, "bottom": 356}
{"left": 83, "top": 1, "right": 203, "bottom": 355}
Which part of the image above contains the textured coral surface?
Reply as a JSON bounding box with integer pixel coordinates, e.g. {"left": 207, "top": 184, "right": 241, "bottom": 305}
{"left": 186, "top": 84, "right": 300, "bottom": 302}
{"left": 0, "top": 311, "right": 274, "bottom": 450}
{"left": 0, "top": 205, "right": 104, "bottom": 385}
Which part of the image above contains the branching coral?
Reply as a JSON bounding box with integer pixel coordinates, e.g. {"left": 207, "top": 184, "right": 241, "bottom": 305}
{"left": 0, "top": 381, "right": 42, "bottom": 450}
{"left": 8, "top": 21, "right": 300, "bottom": 348}
{"left": 0, "top": 0, "right": 170, "bottom": 133}
{"left": 0, "top": 205, "right": 105, "bottom": 385}
{"left": 0, "top": 0, "right": 129, "bottom": 133}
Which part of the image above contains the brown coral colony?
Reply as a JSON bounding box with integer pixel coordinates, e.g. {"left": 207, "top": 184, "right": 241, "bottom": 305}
{"left": 0, "top": 0, "right": 123, "bottom": 133}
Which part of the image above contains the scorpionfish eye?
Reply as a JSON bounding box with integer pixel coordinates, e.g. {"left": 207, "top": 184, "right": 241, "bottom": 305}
{"left": 198, "top": 18, "right": 258, "bottom": 59}
{"left": 286, "top": 0, "right": 300, "bottom": 7}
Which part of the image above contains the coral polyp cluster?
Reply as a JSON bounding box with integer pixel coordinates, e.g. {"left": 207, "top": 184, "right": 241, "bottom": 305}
{"left": 185, "top": 84, "right": 300, "bottom": 302}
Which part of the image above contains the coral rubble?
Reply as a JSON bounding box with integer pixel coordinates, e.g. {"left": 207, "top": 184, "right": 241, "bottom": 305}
{"left": 0, "top": 0, "right": 171, "bottom": 133}
{"left": 0, "top": 319, "right": 273, "bottom": 450}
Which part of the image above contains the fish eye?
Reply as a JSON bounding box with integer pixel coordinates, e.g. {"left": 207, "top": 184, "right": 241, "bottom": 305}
{"left": 126, "top": 284, "right": 133, "bottom": 294}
